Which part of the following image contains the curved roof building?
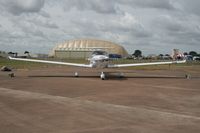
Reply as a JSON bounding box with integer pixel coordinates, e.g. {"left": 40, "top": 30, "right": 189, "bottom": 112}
{"left": 50, "top": 39, "right": 128, "bottom": 59}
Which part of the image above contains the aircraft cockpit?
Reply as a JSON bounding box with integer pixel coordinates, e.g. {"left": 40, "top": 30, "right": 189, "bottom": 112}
{"left": 91, "top": 51, "right": 108, "bottom": 56}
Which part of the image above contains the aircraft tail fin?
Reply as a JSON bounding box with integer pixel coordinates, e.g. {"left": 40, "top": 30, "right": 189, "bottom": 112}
{"left": 172, "top": 49, "right": 185, "bottom": 60}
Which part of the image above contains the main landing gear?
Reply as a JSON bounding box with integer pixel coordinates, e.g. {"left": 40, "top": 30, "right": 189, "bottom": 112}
{"left": 74, "top": 72, "right": 79, "bottom": 77}
{"left": 74, "top": 72, "right": 124, "bottom": 80}
{"left": 74, "top": 71, "right": 105, "bottom": 80}
{"left": 100, "top": 72, "right": 106, "bottom": 80}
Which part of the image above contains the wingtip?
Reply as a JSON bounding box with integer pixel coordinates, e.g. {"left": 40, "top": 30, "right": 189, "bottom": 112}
{"left": 173, "top": 60, "right": 187, "bottom": 64}
{"left": 181, "top": 59, "right": 187, "bottom": 63}
{"left": 180, "top": 59, "right": 187, "bottom": 63}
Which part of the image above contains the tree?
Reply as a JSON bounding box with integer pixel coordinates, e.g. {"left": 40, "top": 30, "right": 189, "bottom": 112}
{"left": 8, "top": 52, "right": 14, "bottom": 55}
{"left": 183, "top": 52, "right": 188, "bottom": 55}
{"left": 24, "top": 51, "right": 29, "bottom": 54}
{"left": 158, "top": 54, "right": 164, "bottom": 59}
{"left": 8, "top": 52, "right": 15, "bottom": 57}
{"left": 132, "top": 50, "right": 142, "bottom": 57}
{"left": 189, "top": 51, "right": 197, "bottom": 57}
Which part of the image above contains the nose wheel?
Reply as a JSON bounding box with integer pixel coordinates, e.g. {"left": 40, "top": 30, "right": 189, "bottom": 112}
{"left": 100, "top": 72, "right": 106, "bottom": 80}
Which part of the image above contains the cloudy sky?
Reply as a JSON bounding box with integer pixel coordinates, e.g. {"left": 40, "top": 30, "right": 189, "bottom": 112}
{"left": 0, "top": 0, "right": 200, "bottom": 55}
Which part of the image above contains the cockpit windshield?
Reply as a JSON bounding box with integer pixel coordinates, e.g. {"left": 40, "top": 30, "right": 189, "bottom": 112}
{"left": 92, "top": 51, "right": 108, "bottom": 56}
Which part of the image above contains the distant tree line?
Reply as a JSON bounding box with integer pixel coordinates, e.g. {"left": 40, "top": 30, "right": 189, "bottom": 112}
{"left": 132, "top": 50, "right": 199, "bottom": 57}
{"left": 130, "top": 50, "right": 200, "bottom": 60}
{"left": 184, "top": 51, "right": 199, "bottom": 57}
{"left": 7, "top": 51, "right": 30, "bottom": 57}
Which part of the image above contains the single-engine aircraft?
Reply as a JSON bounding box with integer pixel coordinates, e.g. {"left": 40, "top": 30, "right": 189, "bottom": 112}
{"left": 9, "top": 50, "right": 186, "bottom": 80}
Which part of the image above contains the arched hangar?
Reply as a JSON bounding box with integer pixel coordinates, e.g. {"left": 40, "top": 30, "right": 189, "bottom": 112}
{"left": 49, "top": 39, "right": 128, "bottom": 59}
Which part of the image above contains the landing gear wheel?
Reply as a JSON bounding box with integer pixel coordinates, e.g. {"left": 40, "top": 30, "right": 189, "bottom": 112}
{"left": 74, "top": 72, "right": 79, "bottom": 77}
{"left": 119, "top": 72, "right": 124, "bottom": 78}
{"left": 100, "top": 72, "right": 106, "bottom": 80}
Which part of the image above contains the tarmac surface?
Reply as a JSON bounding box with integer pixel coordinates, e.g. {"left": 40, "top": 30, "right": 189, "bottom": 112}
{"left": 0, "top": 66, "right": 200, "bottom": 133}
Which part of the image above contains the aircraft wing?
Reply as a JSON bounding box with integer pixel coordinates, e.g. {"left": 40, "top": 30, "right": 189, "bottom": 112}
{"left": 108, "top": 60, "right": 186, "bottom": 68}
{"left": 8, "top": 56, "right": 92, "bottom": 68}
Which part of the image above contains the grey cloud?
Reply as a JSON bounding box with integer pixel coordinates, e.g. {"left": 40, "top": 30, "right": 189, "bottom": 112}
{"left": 118, "top": 0, "right": 174, "bottom": 10}
{"left": 11, "top": 18, "right": 45, "bottom": 39}
{"left": 28, "top": 19, "right": 59, "bottom": 29}
{"left": 63, "top": 0, "right": 117, "bottom": 14}
{"left": 0, "top": 0, "right": 45, "bottom": 15}
{"left": 171, "top": 30, "right": 200, "bottom": 46}
{"left": 150, "top": 15, "right": 200, "bottom": 49}
{"left": 68, "top": 12, "right": 152, "bottom": 47}
{"left": 39, "top": 10, "right": 50, "bottom": 18}
{"left": 136, "top": 0, "right": 174, "bottom": 9}
{"left": 0, "top": 0, "right": 199, "bottom": 54}
{"left": 152, "top": 16, "right": 186, "bottom": 33}
{"left": 62, "top": 0, "right": 174, "bottom": 15}
{"left": 177, "top": 0, "right": 200, "bottom": 16}
{"left": 101, "top": 13, "right": 152, "bottom": 39}
{"left": 131, "top": 27, "right": 152, "bottom": 38}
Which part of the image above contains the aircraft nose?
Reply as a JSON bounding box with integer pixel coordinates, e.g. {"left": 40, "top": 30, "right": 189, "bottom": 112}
{"left": 102, "top": 56, "right": 109, "bottom": 60}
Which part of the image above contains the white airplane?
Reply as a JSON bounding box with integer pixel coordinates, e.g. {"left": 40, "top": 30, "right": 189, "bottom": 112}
{"left": 9, "top": 50, "right": 186, "bottom": 80}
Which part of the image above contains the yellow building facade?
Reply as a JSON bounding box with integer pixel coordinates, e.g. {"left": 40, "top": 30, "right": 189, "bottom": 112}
{"left": 49, "top": 39, "right": 128, "bottom": 59}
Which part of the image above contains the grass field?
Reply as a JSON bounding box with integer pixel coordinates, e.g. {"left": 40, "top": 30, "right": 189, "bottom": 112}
{"left": 0, "top": 57, "right": 200, "bottom": 70}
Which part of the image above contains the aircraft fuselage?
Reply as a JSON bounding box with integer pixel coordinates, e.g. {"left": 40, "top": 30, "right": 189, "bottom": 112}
{"left": 89, "top": 55, "right": 109, "bottom": 68}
